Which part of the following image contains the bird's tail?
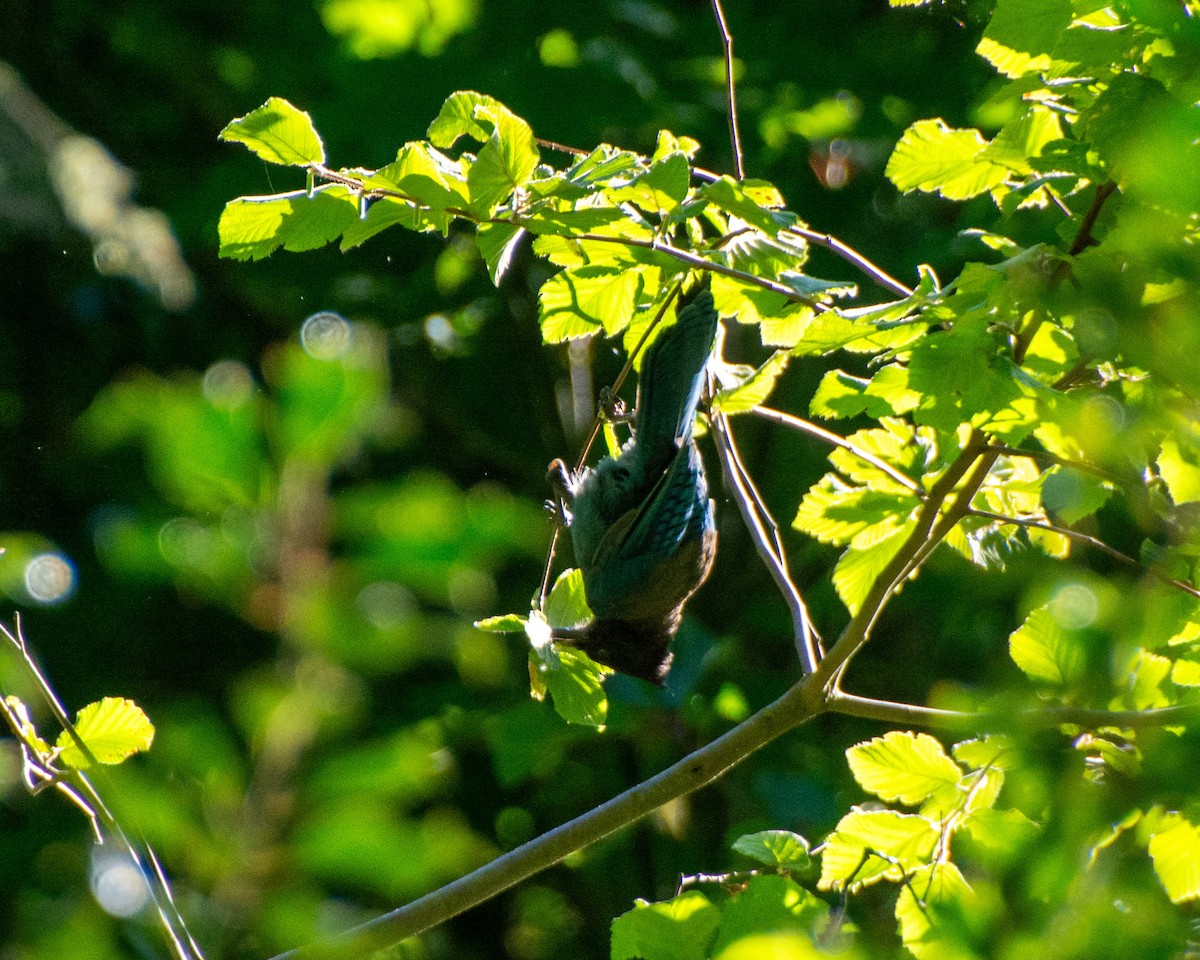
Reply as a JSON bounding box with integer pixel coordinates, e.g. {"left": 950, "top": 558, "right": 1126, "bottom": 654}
{"left": 634, "top": 287, "right": 719, "bottom": 465}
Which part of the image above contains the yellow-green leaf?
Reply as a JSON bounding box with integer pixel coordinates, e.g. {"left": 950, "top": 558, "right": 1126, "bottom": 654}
{"left": 57, "top": 697, "right": 154, "bottom": 769}
{"left": 219, "top": 97, "right": 325, "bottom": 166}
{"left": 1149, "top": 816, "right": 1200, "bottom": 904}
{"left": 846, "top": 731, "right": 962, "bottom": 809}
{"left": 886, "top": 118, "right": 1010, "bottom": 200}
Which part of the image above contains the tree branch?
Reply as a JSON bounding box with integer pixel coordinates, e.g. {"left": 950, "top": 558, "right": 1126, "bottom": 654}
{"left": 786, "top": 227, "right": 912, "bottom": 298}
{"left": 827, "top": 689, "right": 1200, "bottom": 731}
{"left": 711, "top": 411, "right": 821, "bottom": 672}
{"left": 752, "top": 406, "right": 924, "bottom": 496}
{"left": 709, "top": 0, "right": 744, "bottom": 180}
{"left": 969, "top": 507, "right": 1200, "bottom": 600}
{"left": 270, "top": 675, "right": 826, "bottom": 960}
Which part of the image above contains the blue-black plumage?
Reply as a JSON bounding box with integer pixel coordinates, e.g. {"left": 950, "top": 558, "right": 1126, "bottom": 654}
{"left": 550, "top": 286, "right": 720, "bottom": 683}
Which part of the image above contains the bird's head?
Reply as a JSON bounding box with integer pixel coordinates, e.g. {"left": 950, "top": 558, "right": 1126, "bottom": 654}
{"left": 553, "top": 617, "right": 675, "bottom": 686}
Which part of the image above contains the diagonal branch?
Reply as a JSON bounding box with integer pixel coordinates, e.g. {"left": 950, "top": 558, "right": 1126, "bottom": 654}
{"left": 269, "top": 674, "right": 827, "bottom": 960}
{"left": 709, "top": 0, "right": 745, "bottom": 180}
{"left": 827, "top": 689, "right": 1200, "bottom": 731}
{"left": 786, "top": 226, "right": 912, "bottom": 298}
{"left": 711, "top": 411, "right": 820, "bottom": 672}
{"left": 969, "top": 507, "right": 1200, "bottom": 600}
{"left": 753, "top": 406, "right": 924, "bottom": 495}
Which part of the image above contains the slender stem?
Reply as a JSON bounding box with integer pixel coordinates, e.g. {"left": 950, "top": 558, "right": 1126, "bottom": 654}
{"left": 571, "top": 233, "right": 821, "bottom": 307}
{"left": 753, "top": 406, "right": 924, "bottom": 495}
{"left": 712, "top": 411, "right": 820, "bottom": 672}
{"left": 709, "top": 0, "right": 744, "bottom": 180}
{"left": 1068, "top": 180, "right": 1117, "bottom": 257}
{"left": 269, "top": 676, "right": 826, "bottom": 960}
{"left": 787, "top": 227, "right": 912, "bottom": 298}
{"left": 828, "top": 690, "right": 1200, "bottom": 731}
{"left": 969, "top": 507, "right": 1200, "bottom": 600}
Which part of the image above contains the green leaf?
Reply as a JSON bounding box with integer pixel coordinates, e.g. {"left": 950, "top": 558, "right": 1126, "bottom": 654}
{"left": 1041, "top": 466, "right": 1113, "bottom": 524}
{"left": 952, "top": 734, "right": 1019, "bottom": 771}
{"left": 609, "top": 152, "right": 691, "bottom": 214}
{"left": 886, "top": 119, "right": 1010, "bottom": 200}
{"left": 810, "top": 365, "right": 921, "bottom": 419}
{"left": 819, "top": 808, "right": 939, "bottom": 891}
{"left": 427, "top": 90, "right": 505, "bottom": 147}
{"left": 1149, "top": 816, "right": 1200, "bottom": 904}
{"left": 218, "top": 196, "right": 292, "bottom": 260}
{"left": 611, "top": 892, "right": 721, "bottom": 960}
{"left": 832, "top": 521, "right": 913, "bottom": 616}
{"left": 219, "top": 97, "right": 325, "bottom": 166}
{"left": 712, "top": 352, "right": 789, "bottom": 414}
{"left": 538, "top": 265, "right": 647, "bottom": 342}
{"left": 544, "top": 568, "right": 591, "bottom": 629}
{"left": 476, "top": 221, "right": 526, "bottom": 286}
{"left": 466, "top": 107, "right": 540, "bottom": 214}
{"left": 909, "top": 318, "right": 1024, "bottom": 434}
{"left": 1008, "top": 606, "right": 1085, "bottom": 686}
{"left": 701, "top": 176, "right": 798, "bottom": 234}
{"left": 846, "top": 731, "right": 963, "bottom": 810}
{"left": 340, "top": 197, "right": 443, "bottom": 250}
{"left": 895, "top": 863, "right": 981, "bottom": 960}
{"left": 534, "top": 644, "right": 610, "bottom": 728}
{"left": 57, "top": 697, "right": 155, "bottom": 769}
{"left": 981, "top": 106, "right": 1064, "bottom": 176}
{"left": 474, "top": 613, "right": 527, "bottom": 633}
{"left": 960, "top": 807, "right": 1041, "bottom": 861}
{"left": 794, "top": 482, "right": 919, "bottom": 547}
{"left": 712, "top": 876, "right": 828, "bottom": 955}
{"left": 218, "top": 189, "right": 360, "bottom": 261}
{"left": 1158, "top": 433, "right": 1200, "bottom": 505}
{"left": 975, "top": 0, "right": 1073, "bottom": 79}
{"left": 731, "top": 830, "right": 812, "bottom": 870}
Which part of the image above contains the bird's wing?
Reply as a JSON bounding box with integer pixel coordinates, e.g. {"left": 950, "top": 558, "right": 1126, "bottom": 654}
{"left": 585, "top": 440, "right": 711, "bottom": 619}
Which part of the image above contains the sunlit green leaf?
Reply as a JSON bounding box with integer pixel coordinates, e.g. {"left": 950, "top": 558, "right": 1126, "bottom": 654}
{"left": 895, "top": 862, "right": 982, "bottom": 960}
{"left": 1149, "top": 816, "right": 1200, "bottom": 904}
{"left": 846, "top": 731, "right": 963, "bottom": 809}
{"left": 712, "top": 352, "right": 789, "bottom": 414}
{"left": 712, "top": 876, "right": 828, "bottom": 956}
{"left": 1008, "top": 606, "right": 1085, "bottom": 686}
{"left": 887, "top": 119, "right": 1010, "bottom": 200}
{"left": 611, "top": 891, "right": 721, "bottom": 960}
{"left": 57, "top": 697, "right": 155, "bottom": 769}
{"left": 731, "top": 830, "right": 812, "bottom": 870}
{"left": 219, "top": 97, "right": 325, "bottom": 166}
{"left": 819, "top": 807, "right": 939, "bottom": 891}
{"left": 833, "top": 521, "right": 913, "bottom": 616}
{"left": 1157, "top": 433, "right": 1200, "bottom": 505}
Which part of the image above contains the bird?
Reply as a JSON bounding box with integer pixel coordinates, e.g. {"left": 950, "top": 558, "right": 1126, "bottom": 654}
{"left": 548, "top": 286, "right": 720, "bottom": 684}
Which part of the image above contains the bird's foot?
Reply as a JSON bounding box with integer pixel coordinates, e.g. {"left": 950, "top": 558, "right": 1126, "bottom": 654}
{"left": 598, "top": 386, "right": 632, "bottom": 424}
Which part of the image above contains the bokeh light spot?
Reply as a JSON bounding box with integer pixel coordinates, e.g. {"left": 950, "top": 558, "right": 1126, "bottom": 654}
{"left": 24, "top": 554, "right": 75, "bottom": 604}
{"left": 301, "top": 311, "right": 352, "bottom": 359}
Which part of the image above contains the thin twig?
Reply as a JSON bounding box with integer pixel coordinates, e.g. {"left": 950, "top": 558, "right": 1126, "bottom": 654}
{"left": 1068, "top": 181, "right": 1117, "bottom": 257}
{"left": 787, "top": 227, "right": 913, "bottom": 298}
{"left": 711, "top": 411, "right": 820, "bottom": 672}
{"left": 753, "top": 407, "right": 924, "bottom": 495}
{"left": 827, "top": 689, "right": 1200, "bottom": 731}
{"left": 571, "top": 233, "right": 823, "bottom": 307}
{"left": 709, "top": 0, "right": 744, "bottom": 180}
{"left": 969, "top": 507, "right": 1200, "bottom": 600}
{"left": 0, "top": 619, "right": 204, "bottom": 960}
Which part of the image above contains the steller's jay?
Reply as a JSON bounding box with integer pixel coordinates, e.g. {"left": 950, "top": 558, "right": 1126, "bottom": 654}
{"left": 548, "top": 287, "right": 720, "bottom": 684}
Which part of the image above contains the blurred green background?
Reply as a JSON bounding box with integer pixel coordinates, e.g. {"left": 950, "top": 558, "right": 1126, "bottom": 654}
{"left": 0, "top": 1, "right": 1104, "bottom": 957}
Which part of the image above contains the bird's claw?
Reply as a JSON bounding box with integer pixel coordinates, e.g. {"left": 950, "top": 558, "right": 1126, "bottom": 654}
{"left": 598, "top": 387, "right": 632, "bottom": 424}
